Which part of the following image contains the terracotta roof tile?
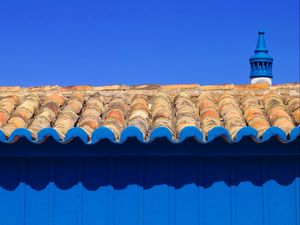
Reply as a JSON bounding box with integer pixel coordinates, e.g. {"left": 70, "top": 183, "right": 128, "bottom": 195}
{"left": 128, "top": 94, "right": 150, "bottom": 136}
{"left": 263, "top": 93, "right": 295, "bottom": 134}
{"left": 0, "top": 83, "right": 299, "bottom": 142}
{"left": 240, "top": 95, "right": 270, "bottom": 136}
{"left": 174, "top": 93, "right": 197, "bottom": 135}
{"left": 52, "top": 91, "right": 85, "bottom": 138}
{"left": 197, "top": 92, "right": 222, "bottom": 135}
{"left": 77, "top": 93, "right": 105, "bottom": 135}
{"left": 218, "top": 93, "right": 247, "bottom": 138}
{"left": 102, "top": 94, "right": 128, "bottom": 138}
{"left": 151, "top": 93, "right": 174, "bottom": 135}
{"left": 0, "top": 95, "right": 20, "bottom": 127}
{"left": 286, "top": 96, "right": 300, "bottom": 124}
{"left": 27, "top": 93, "right": 66, "bottom": 138}
{"left": 2, "top": 94, "right": 40, "bottom": 135}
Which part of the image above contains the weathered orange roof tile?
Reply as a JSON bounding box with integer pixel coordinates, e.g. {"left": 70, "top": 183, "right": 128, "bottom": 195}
{"left": 0, "top": 82, "right": 299, "bottom": 141}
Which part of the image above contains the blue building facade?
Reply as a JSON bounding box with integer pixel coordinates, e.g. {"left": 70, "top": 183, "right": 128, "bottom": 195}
{"left": 0, "top": 130, "right": 299, "bottom": 225}
{"left": 0, "top": 52, "right": 299, "bottom": 224}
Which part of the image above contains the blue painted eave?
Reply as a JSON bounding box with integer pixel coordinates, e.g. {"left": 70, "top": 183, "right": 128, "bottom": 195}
{"left": 0, "top": 126, "right": 299, "bottom": 144}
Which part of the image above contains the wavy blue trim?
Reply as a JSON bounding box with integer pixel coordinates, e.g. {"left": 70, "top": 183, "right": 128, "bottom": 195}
{"left": 290, "top": 126, "right": 300, "bottom": 141}
{"left": 91, "top": 127, "right": 115, "bottom": 144}
{"left": 9, "top": 128, "right": 33, "bottom": 143}
{"left": 37, "top": 128, "right": 61, "bottom": 143}
{"left": 260, "top": 127, "right": 287, "bottom": 143}
{"left": 0, "top": 130, "right": 6, "bottom": 143}
{"left": 206, "top": 126, "right": 231, "bottom": 143}
{"left": 149, "top": 127, "right": 173, "bottom": 142}
{"left": 234, "top": 127, "right": 259, "bottom": 143}
{"left": 178, "top": 126, "right": 204, "bottom": 143}
{"left": 0, "top": 125, "right": 299, "bottom": 144}
{"left": 65, "top": 127, "right": 89, "bottom": 144}
{"left": 120, "top": 126, "right": 144, "bottom": 143}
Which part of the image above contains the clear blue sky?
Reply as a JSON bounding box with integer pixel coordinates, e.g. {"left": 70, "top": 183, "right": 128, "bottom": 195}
{"left": 0, "top": 0, "right": 299, "bottom": 86}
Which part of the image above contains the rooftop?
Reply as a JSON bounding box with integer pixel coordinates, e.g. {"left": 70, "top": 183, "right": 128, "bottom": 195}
{"left": 0, "top": 83, "right": 299, "bottom": 144}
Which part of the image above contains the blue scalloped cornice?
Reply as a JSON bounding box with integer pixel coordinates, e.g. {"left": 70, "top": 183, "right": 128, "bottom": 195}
{"left": 0, "top": 126, "right": 299, "bottom": 144}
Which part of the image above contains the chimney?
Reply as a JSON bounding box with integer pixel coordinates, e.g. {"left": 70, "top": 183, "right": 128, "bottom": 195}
{"left": 249, "top": 31, "right": 273, "bottom": 85}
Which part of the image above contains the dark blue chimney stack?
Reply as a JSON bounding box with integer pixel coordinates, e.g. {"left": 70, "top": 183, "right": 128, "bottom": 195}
{"left": 249, "top": 31, "right": 273, "bottom": 84}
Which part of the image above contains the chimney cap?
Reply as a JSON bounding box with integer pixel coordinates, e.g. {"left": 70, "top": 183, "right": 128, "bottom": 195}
{"left": 249, "top": 30, "right": 273, "bottom": 81}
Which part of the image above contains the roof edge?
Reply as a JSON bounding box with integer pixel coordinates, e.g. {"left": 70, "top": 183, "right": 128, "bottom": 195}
{"left": 0, "top": 82, "right": 299, "bottom": 93}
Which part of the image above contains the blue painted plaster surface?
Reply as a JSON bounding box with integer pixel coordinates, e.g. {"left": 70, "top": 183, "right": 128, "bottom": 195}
{"left": 0, "top": 155, "right": 299, "bottom": 225}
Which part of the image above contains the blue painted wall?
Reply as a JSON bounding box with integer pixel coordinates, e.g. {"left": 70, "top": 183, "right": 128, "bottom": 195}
{"left": 0, "top": 140, "right": 299, "bottom": 225}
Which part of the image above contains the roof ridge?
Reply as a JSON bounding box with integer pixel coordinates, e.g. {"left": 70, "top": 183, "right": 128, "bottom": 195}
{"left": 0, "top": 82, "right": 299, "bottom": 93}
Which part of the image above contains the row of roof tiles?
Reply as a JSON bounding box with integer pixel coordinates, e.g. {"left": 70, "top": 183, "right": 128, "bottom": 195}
{"left": 0, "top": 83, "right": 299, "bottom": 143}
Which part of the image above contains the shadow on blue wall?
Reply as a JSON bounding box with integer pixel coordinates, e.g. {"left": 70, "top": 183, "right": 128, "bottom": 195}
{"left": 0, "top": 137, "right": 299, "bottom": 191}
{"left": 0, "top": 136, "right": 299, "bottom": 156}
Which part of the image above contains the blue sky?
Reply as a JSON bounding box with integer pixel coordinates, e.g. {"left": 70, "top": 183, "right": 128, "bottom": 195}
{"left": 0, "top": 0, "right": 298, "bottom": 86}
